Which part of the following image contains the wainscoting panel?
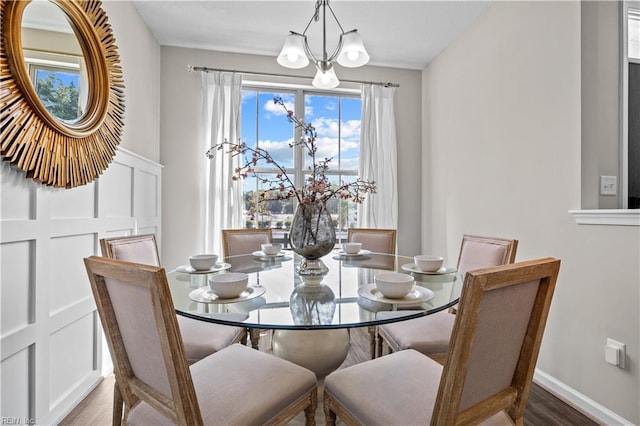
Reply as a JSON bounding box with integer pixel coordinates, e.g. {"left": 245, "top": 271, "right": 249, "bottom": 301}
{"left": 0, "top": 148, "right": 162, "bottom": 424}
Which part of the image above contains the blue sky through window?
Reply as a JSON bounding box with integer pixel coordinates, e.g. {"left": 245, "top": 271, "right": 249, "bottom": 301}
{"left": 240, "top": 88, "right": 362, "bottom": 229}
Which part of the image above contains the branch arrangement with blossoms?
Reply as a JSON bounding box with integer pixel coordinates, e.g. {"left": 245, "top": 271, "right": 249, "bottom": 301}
{"left": 206, "top": 96, "right": 376, "bottom": 206}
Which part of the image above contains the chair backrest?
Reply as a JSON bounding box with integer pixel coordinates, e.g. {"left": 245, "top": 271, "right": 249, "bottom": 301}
{"left": 456, "top": 234, "right": 518, "bottom": 279}
{"left": 432, "top": 257, "right": 560, "bottom": 425}
{"left": 222, "top": 229, "right": 273, "bottom": 258}
{"left": 100, "top": 234, "right": 160, "bottom": 266}
{"left": 84, "top": 256, "right": 202, "bottom": 425}
{"left": 347, "top": 228, "right": 397, "bottom": 255}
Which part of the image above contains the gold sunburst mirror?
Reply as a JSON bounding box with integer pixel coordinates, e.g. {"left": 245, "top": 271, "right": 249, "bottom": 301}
{"left": 1, "top": 0, "right": 124, "bottom": 188}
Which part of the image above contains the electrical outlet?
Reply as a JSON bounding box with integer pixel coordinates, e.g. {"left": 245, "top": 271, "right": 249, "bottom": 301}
{"left": 600, "top": 176, "right": 617, "bottom": 196}
{"left": 605, "top": 338, "right": 625, "bottom": 368}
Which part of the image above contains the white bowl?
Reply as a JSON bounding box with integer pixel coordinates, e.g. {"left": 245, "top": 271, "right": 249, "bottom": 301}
{"left": 414, "top": 255, "right": 444, "bottom": 272}
{"left": 189, "top": 254, "right": 218, "bottom": 271}
{"left": 343, "top": 242, "right": 362, "bottom": 254}
{"left": 209, "top": 273, "right": 249, "bottom": 298}
{"left": 374, "top": 272, "right": 415, "bottom": 299}
{"left": 261, "top": 243, "right": 283, "bottom": 255}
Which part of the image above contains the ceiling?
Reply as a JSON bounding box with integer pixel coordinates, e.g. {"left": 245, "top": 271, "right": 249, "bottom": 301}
{"left": 132, "top": 1, "right": 492, "bottom": 70}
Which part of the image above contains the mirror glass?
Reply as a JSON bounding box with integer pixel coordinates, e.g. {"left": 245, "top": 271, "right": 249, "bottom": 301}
{"left": 20, "top": 0, "right": 88, "bottom": 123}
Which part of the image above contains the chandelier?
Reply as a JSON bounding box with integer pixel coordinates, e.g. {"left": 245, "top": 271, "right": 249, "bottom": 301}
{"left": 277, "top": 0, "right": 370, "bottom": 89}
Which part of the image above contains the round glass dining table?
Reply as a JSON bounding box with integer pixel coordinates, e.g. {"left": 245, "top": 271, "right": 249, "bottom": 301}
{"left": 167, "top": 249, "right": 461, "bottom": 375}
{"left": 167, "top": 250, "right": 461, "bottom": 330}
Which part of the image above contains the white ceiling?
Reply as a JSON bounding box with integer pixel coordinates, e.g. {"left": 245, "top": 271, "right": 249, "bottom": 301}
{"left": 132, "top": 1, "right": 492, "bottom": 70}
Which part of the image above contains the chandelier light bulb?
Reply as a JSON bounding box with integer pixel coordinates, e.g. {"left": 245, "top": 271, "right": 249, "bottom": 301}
{"left": 277, "top": 33, "right": 310, "bottom": 69}
{"left": 336, "top": 30, "right": 370, "bottom": 68}
{"left": 312, "top": 65, "right": 339, "bottom": 89}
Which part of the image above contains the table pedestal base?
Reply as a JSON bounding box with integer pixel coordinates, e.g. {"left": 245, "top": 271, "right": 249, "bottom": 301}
{"left": 271, "top": 329, "right": 350, "bottom": 378}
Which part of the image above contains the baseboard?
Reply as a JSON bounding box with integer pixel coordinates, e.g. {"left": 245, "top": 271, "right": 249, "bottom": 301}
{"left": 534, "top": 369, "right": 634, "bottom": 425}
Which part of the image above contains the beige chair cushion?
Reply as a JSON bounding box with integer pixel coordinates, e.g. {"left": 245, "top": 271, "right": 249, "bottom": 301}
{"left": 457, "top": 240, "right": 509, "bottom": 278}
{"left": 350, "top": 232, "right": 395, "bottom": 254}
{"left": 109, "top": 238, "right": 160, "bottom": 266}
{"left": 324, "top": 349, "right": 513, "bottom": 425}
{"left": 226, "top": 233, "right": 270, "bottom": 257}
{"left": 128, "top": 344, "right": 317, "bottom": 425}
{"left": 378, "top": 310, "right": 455, "bottom": 355}
{"left": 176, "top": 316, "right": 245, "bottom": 364}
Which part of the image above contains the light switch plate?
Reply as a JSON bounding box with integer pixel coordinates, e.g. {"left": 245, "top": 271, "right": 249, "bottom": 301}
{"left": 600, "top": 176, "right": 617, "bottom": 196}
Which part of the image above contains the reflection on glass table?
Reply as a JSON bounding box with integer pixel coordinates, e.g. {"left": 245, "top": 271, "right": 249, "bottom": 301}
{"left": 167, "top": 250, "right": 460, "bottom": 376}
{"left": 167, "top": 250, "right": 460, "bottom": 330}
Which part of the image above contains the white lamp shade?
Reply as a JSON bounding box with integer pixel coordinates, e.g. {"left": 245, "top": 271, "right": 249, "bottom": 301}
{"left": 312, "top": 66, "right": 340, "bottom": 89}
{"left": 336, "top": 31, "right": 370, "bottom": 68}
{"left": 277, "top": 33, "right": 310, "bottom": 69}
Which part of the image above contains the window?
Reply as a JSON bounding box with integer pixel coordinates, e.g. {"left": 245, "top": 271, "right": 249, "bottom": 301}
{"left": 240, "top": 86, "right": 362, "bottom": 241}
{"left": 24, "top": 49, "right": 84, "bottom": 123}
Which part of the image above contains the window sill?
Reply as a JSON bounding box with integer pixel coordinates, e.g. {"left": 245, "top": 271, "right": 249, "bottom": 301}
{"left": 569, "top": 209, "right": 640, "bottom": 226}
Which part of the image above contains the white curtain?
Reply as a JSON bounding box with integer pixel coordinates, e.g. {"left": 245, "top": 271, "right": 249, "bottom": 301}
{"left": 200, "top": 71, "right": 243, "bottom": 255}
{"left": 358, "top": 84, "right": 398, "bottom": 229}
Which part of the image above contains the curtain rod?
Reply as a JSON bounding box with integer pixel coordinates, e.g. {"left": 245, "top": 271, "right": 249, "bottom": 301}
{"left": 188, "top": 65, "right": 400, "bottom": 88}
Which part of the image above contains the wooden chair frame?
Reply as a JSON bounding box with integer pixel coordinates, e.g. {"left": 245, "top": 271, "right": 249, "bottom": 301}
{"left": 221, "top": 228, "right": 273, "bottom": 258}
{"left": 376, "top": 233, "right": 518, "bottom": 360}
{"left": 99, "top": 233, "right": 247, "bottom": 424}
{"left": 324, "top": 257, "right": 560, "bottom": 425}
{"left": 85, "top": 256, "right": 203, "bottom": 425}
{"left": 86, "top": 256, "right": 317, "bottom": 426}
{"left": 100, "top": 233, "right": 160, "bottom": 265}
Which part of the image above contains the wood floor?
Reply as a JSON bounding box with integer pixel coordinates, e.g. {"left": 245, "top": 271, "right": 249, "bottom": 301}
{"left": 61, "top": 327, "right": 597, "bottom": 425}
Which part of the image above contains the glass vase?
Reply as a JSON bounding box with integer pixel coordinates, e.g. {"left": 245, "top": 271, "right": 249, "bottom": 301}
{"left": 289, "top": 201, "right": 336, "bottom": 277}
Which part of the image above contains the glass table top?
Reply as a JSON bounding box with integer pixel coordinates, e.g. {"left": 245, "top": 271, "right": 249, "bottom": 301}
{"left": 167, "top": 250, "right": 461, "bottom": 330}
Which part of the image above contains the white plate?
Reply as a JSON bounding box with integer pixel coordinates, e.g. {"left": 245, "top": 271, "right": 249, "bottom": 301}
{"left": 188, "top": 285, "right": 266, "bottom": 304}
{"left": 358, "top": 284, "right": 435, "bottom": 305}
{"left": 336, "top": 249, "right": 372, "bottom": 257}
{"left": 252, "top": 250, "right": 286, "bottom": 259}
{"left": 175, "top": 263, "right": 232, "bottom": 274}
{"left": 401, "top": 264, "right": 457, "bottom": 275}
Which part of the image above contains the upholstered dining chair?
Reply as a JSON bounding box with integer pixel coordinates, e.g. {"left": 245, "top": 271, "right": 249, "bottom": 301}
{"left": 84, "top": 256, "right": 318, "bottom": 426}
{"left": 346, "top": 228, "right": 398, "bottom": 358}
{"left": 222, "top": 228, "right": 273, "bottom": 258}
{"left": 347, "top": 227, "right": 397, "bottom": 255}
{"left": 100, "top": 234, "right": 247, "bottom": 362}
{"left": 376, "top": 234, "right": 518, "bottom": 361}
{"left": 100, "top": 234, "right": 248, "bottom": 425}
{"left": 324, "top": 257, "right": 561, "bottom": 426}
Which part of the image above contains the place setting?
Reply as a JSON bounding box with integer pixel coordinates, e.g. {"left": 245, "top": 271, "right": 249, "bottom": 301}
{"left": 175, "top": 254, "right": 231, "bottom": 274}
{"left": 189, "top": 272, "right": 266, "bottom": 304}
{"left": 358, "top": 271, "right": 435, "bottom": 306}
{"left": 252, "top": 243, "right": 292, "bottom": 261}
{"left": 332, "top": 242, "right": 372, "bottom": 260}
{"left": 401, "top": 254, "right": 457, "bottom": 275}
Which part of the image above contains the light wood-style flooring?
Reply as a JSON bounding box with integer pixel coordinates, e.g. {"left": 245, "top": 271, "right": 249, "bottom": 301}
{"left": 61, "top": 327, "right": 598, "bottom": 425}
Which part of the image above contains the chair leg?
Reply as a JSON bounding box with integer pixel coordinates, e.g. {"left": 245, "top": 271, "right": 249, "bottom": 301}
{"left": 368, "top": 326, "right": 377, "bottom": 359}
{"left": 303, "top": 388, "right": 318, "bottom": 426}
{"left": 112, "top": 380, "right": 123, "bottom": 426}
{"left": 323, "top": 395, "right": 337, "bottom": 426}
{"left": 249, "top": 328, "right": 261, "bottom": 349}
{"left": 376, "top": 332, "right": 384, "bottom": 357}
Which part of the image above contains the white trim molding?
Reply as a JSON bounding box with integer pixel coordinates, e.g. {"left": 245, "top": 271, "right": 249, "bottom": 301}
{"left": 569, "top": 209, "right": 640, "bottom": 226}
{"left": 534, "top": 369, "right": 635, "bottom": 425}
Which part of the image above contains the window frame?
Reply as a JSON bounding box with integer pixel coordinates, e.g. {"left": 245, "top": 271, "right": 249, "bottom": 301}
{"left": 239, "top": 83, "right": 363, "bottom": 235}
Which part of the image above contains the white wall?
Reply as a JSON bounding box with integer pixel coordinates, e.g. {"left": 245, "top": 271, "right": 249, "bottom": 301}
{"left": 0, "top": 2, "right": 161, "bottom": 424}
{"left": 102, "top": 1, "right": 161, "bottom": 163}
{"left": 159, "top": 47, "right": 422, "bottom": 269}
{"left": 422, "top": 1, "right": 639, "bottom": 423}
